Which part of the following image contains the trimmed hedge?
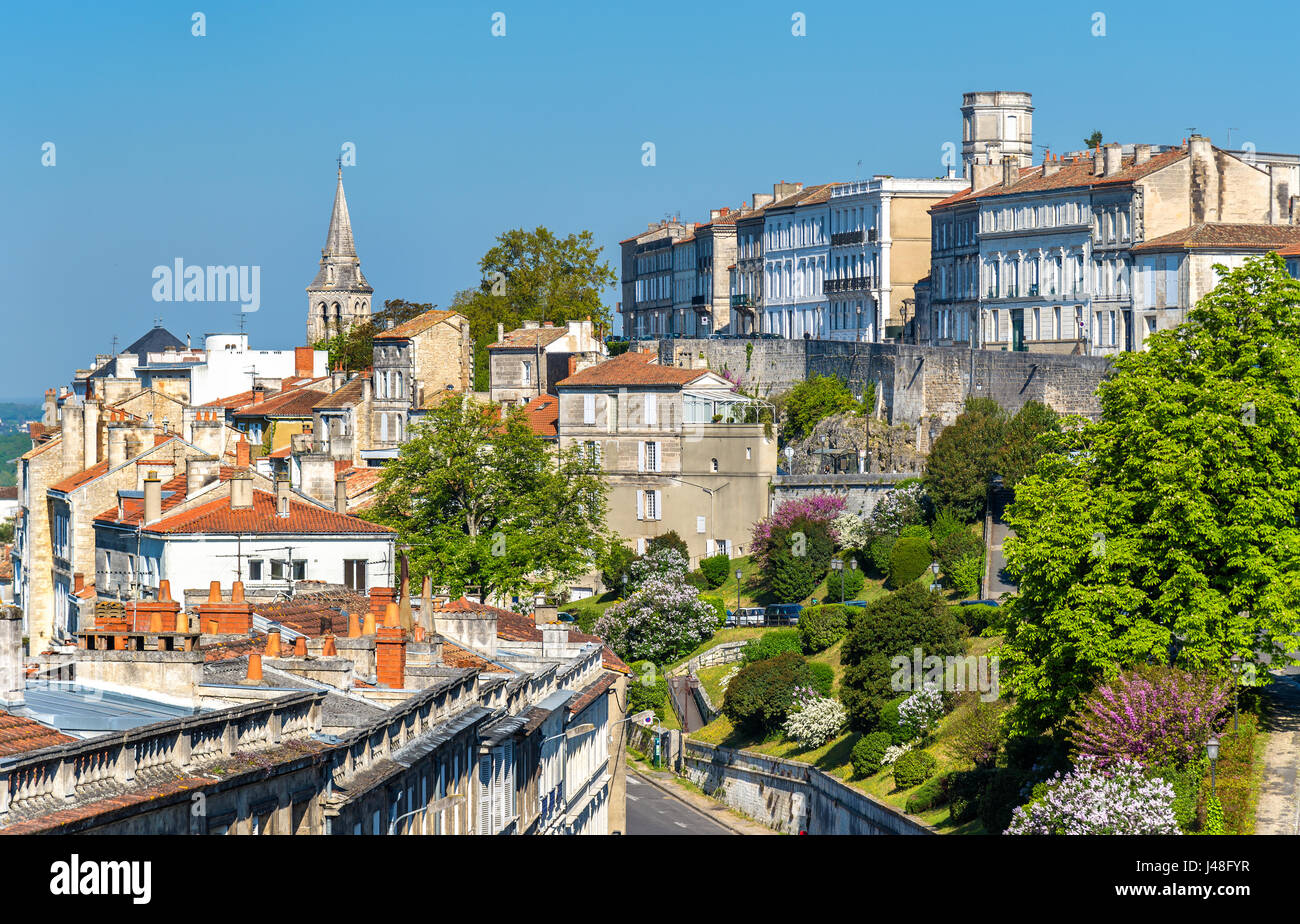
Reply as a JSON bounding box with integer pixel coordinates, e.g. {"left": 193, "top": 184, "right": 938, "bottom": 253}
{"left": 953, "top": 603, "right": 998, "bottom": 635}
{"left": 892, "top": 749, "right": 937, "bottom": 789}
{"left": 905, "top": 772, "right": 950, "bottom": 814}
{"left": 798, "top": 604, "right": 850, "bottom": 653}
{"left": 868, "top": 535, "right": 896, "bottom": 574}
{"left": 742, "top": 629, "right": 802, "bottom": 663}
{"left": 877, "top": 696, "right": 911, "bottom": 745}
{"left": 889, "top": 536, "right": 932, "bottom": 588}
{"left": 850, "top": 731, "right": 893, "bottom": 777}
{"left": 899, "top": 524, "right": 932, "bottom": 541}
{"left": 700, "top": 553, "right": 732, "bottom": 589}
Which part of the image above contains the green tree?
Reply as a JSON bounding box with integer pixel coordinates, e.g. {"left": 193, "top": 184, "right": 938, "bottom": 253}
{"left": 1000, "top": 255, "right": 1300, "bottom": 735}
{"left": 645, "top": 530, "right": 690, "bottom": 562}
{"left": 762, "top": 517, "right": 834, "bottom": 601}
{"left": 452, "top": 227, "right": 617, "bottom": 390}
{"left": 779, "top": 374, "right": 860, "bottom": 444}
{"left": 923, "top": 396, "right": 1007, "bottom": 521}
{"left": 366, "top": 395, "right": 607, "bottom": 602}
{"left": 840, "top": 583, "right": 965, "bottom": 732}
{"left": 1084, "top": 130, "right": 1103, "bottom": 149}
{"left": 995, "top": 401, "right": 1061, "bottom": 488}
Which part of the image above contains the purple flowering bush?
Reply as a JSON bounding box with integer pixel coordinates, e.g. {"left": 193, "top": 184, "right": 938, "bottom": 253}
{"left": 751, "top": 494, "right": 848, "bottom": 568}
{"left": 593, "top": 554, "right": 718, "bottom": 664}
{"left": 1005, "top": 756, "right": 1181, "bottom": 835}
{"left": 1072, "top": 666, "right": 1230, "bottom": 768}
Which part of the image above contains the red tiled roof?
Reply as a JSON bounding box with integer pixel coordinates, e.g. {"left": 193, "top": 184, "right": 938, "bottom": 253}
{"left": 201, "top": 635, "right": 265, "bottom": 663}
{"left": 487, "top": 326, "right": 570, "bottom": 351}
{"left": 233, "top": 385, "right": 330, "bottom": 419}
{"left": 568, "top": 671, "right": 618, "bottom": 714}
{"left": 256, "top": 589, "right": 369, "bottom": 636}
{"left": 21, "top": 435, "right": 63, "bottom": 461}
{"left": 440, "top": 639, "right": 497, "bottom": 671}
{"left": 93, "top": 466, "right": 242, "bottom": 527}
{"left": 0, "top": 711, "right": 76, "bottom": 758}
{"left": 934, "top": 147, "right": 1188, "bottom": 210}
{"left": 314, "top": 375, "right": 367, "bottom": 409}
{"left": 522, "top": 396, "right": 559, "bottom": 438}
{"left": 555, "top": 351, "right": 705, "bottom": 388}
{"left": 373, "top": 309, "right": 460, "bottom": 340}
{"left": 48, "top": 460, "right": 111, "bottom": 494}
{"left": 1131, "top": 222, "right": 1300, "bottom": 252}
{"left": 135, "top": 488, "right": 393, "bottom": 536}
{"left": 482, "top": 600, "right": 631, "bottom": 675}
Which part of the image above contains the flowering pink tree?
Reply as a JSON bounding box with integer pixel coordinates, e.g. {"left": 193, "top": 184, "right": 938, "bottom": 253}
{"left": 750, "top": 494, "right": 848, "bottom": 567}
{"left": 1005, "top": 756, "right": 1180, "bottom": 835}
{"left": 1071, "top": 666, "right": 1230, "bottom": 768}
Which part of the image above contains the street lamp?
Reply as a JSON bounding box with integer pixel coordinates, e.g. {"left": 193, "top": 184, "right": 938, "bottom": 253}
{"left": 1207, "top": 735, "right": 1220, "bottom": 798}
{"left": 929, "top": 561, "right": 940, "bottom": 592}
{"left": 831, "top": 557, "right": 844, "bottom": 602}
{"left": 735, "top": 568, "right": 743, "bottom": 622}
{"left": 1229, "top": 653, "right": 1242, "bottom": 735}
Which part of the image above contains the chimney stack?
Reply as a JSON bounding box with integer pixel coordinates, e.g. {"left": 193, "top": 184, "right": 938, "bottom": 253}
{"left": 1134, "top": 143, "right": 1152, "bottom": 165}
{"left": 497, "top": 322, "right": 505, "bottom": 343}
{"left": 293, "top": 636, "right": 308, "bottom": 658}
{"left": 235, "top": 437, "right": 251, "bottom": 468}
{"left": 230, "top": 471, "right": 254, "bottom": 509}
{"left": 334, "top": 474, "right": 348, "bottom": 514}
{"left": 186, "top": 456, "right": 219, "bottom": 496}
{"left": 143, "top": 471, "right": 163, "bottom": 523}
{"left": 246, "top": 653, "right": 263, "bottom": 683}
{"left": 265, "top": 628, "right": 282, "bottom": 657}
{"left": 1103, "top": 143, "right": 1123, "bottom": 177}
{"left": 275, "top": 476, "right": 291, "bottom": 517}
{"left": 1092, "top": 147, "right": 1104, "bottom": 176}
{"left": 1, "top": 606, "right": 24, "bottom": 707}
{"left": 1002, "top": 159, "right": 1019, "bottom": 188}
{"left": 376, "top": 617, "right": 408, "bottom": 689}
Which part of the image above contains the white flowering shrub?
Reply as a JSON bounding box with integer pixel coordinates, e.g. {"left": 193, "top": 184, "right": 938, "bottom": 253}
{"left": 882, "top": 742, "right": 914, "bottom": 766}
{"left": 832, "top": 512, "right": 871, "bottom": 551}
{"left": 593, "top": 570, "right": 718, "bottom": 665}
{"left": 783, "top": 694, "right": 847, "bottom": 749}
{"left": 1004, "top": 756, "right": 1181, "bottom": 835}
{"left": 898, "top": 686, "right": 945, "bottom": 738}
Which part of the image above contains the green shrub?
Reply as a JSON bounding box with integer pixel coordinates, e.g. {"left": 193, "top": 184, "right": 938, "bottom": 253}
{"left": 807, "top": 661, "right": 834, "bottom": 697}
{"left": 953, "top": 603, "right": 998, "bottom": 635}
{"left": 822, "top": 567, "right": 865, "bottom": 603}
{"left": 877, "top": 696, "right": 911, "bottom": 745}
{"left": 743, "top": 629, "right": 802, "bottom": 662}
{"left": 868, "top": 535, "right": 896, "bottom": 574}
{"left": 1204, "top": 795, "right": 1225, "bottom": 835}
{"left": 762, "top": 517, "right": 833, "bottom": 601}
{"left": 851, "top": 731, "right": 893, "bottom": 777}
{"left": 905, "top": 772, "right": 950, "bottom": 814}
{"left": 700, "top": 553, "right": 731, "bottom": 589}
{"left": 948, "top": 553, "right": 984, "bottom": 597}
{"left": 935, "top": 525, "right": 983, "bottom": 574}
{"left": 980, "top": 769, "right": 1031, "bottom": 835}
{"left": 646, "top": 531, "right": 690, "bottom": 561}
{"left": 899, "top": 524, "right": 931, "bottom": 541}
{"left": 626, "top": 661, "right": 669, "bottom": 720}
{"left": 722, "top": 652, "right": 813, "bottom": 733}
{"left": 888, "top": 536, "right": 932, "bottom": 588}
{"left": 684, "top": 570, "right": 709, "bottom": 590}
{"left": 798, "top": 604, "right": 850, "bottom": 653}
{"left": 892, "top": 749, "right": 937, "bottom": 789}
{"left": 930, "top": 507, "right": 967, "bottom": 547}
{"left": 600, "top": 543, "right": 638, "bottom": 597}
{"left": 947, "top": 768, "right": 994, "bottom": 824}
{"left": 1154, "top": 758, "right": 1208, "bottom": 833}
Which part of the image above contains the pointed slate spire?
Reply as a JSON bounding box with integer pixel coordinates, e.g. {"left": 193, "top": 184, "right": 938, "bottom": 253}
{"left": 324, "top": 167, "right": 357, "bottom": 258}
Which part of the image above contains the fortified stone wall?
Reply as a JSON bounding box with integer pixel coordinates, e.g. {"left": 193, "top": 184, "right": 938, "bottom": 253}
{"left": 658, "top": 339, "right": 1109, "bottom": 428}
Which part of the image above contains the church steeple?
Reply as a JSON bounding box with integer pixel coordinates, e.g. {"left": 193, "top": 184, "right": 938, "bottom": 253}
{"left": 306, "top": 167, "right": 373, "bottom": 345}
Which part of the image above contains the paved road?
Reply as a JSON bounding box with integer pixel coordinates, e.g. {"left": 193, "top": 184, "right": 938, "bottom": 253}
{"left": 1257, "top": 669, "right": 1300, "bottom": 834}
{"left": 625, "top": 773, "right": 735, "bottom": 835}
{"left": 985, "top": 486, "right": 1017, "bottom": 598}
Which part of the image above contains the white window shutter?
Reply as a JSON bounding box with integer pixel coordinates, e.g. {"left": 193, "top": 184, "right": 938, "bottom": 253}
{"left": 636, "top": 490, "right": 644, "bottom": 520}
{"left": 595, "top": 442, "right": 603, "bottom": 466}
{"left": 653, "top": 490, "right": 662, "bottom": 521}
{"left": 705, "top": 538, "right": 713, "bottom": 555}
{"left": 645, "top": 393, "right": 657, "bottom": 426}
{"left": 584, "top": 394, "right": 595, "bottom": 424}
{"left": 478, "top": 754, "right": 492, "bottom": 835}
{"left": 637, "top": 441, "right": 645, "bottom": 472}
{"left": 637, "top": 537, "right": 646, "bottom": 555}
{"left": 697, "top": 515, "right": 707, "bottom": 535}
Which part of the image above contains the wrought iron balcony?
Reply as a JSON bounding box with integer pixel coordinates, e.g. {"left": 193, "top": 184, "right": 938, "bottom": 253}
{"left": 730, "top": 294, "right": 755, "bottom": 312}
{"left": 824, "top": 276, "right": 873, "bottom": 295}
{"left": 831, "top": 230, "right": 865, "bottom": 246}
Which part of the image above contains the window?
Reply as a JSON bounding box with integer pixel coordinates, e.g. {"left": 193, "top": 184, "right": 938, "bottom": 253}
{"left": 271, "top": 560, "right": 307, "bottom": 581}
{"left": 583, "top": 440, "right": 602, "bottom": 467}
{"left": 645, "top": 490, "right": 660, "bottom": 521}
{"left": 344, "top": 559, "right": 367, "bottom": 592}
{"left": 696, "top": 515, "right": 706, "bottom": 534}
{"left": 643, "top": 441, "right": 660, "bottom": 473}
{"left": 583, "top": 394, "right": 595, "bottom": 424}
{"left": 711, "top": 458, "right": 718, "bottom": 472}
{"left": 522, "top": 361, "right": 532, "bottom": 387}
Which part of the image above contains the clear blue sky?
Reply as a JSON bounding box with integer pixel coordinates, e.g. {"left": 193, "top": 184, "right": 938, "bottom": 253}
{"left": 2, "top": 0, "right": 1290, "bottom": 400}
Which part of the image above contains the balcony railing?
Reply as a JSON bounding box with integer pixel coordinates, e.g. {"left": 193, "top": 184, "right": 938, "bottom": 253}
{"left": 730, "top": 294, "right": 755, "bottom": 312}
{"left": 831, "top": 230, "right": 865, "bottom": 246}
{"left": 824, "top": 276, "right": 873, "bottom": 295}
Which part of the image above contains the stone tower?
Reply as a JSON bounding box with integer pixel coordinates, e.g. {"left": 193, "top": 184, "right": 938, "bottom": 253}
{"left": 960, "top": 91, "right": 1034, "bottom": 183}
{"left": 306, "top": 168, "right": 373, "bottom": 345}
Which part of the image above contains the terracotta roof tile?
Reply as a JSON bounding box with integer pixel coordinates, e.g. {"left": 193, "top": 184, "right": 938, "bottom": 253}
{"left": 522, "top": 395, "right": 559, "bottom": 438}
{"left": 1131, "top": 222, "right": 1300, "bottom": 252}
{"left": 0, "top": 711, "right": 77, "bottom": 758}
{"left": 232, "top": 384, "right": 330, "bottom": 419}
{"left": 48, "top": 460, "right": 111, "bottom": 494}
{"left": 93, "top": 467, "right": 243, "bottom": 527}
{"left": 314, "top": 375, "right": 367, "bottom": 409}
{"left": 373, "top": 309, "right": 460, "bottom": 341}
{"left": 555, "top": 351, "right": 705, "bottom": 388}
{"left": 440, "top": 639, "right": 496, "bottom": 671}
{"left": 256, "top": 589, "right": 369, "bottom": 636}
{"left": 487, "top": 326, "right": 570, "bottom": 351}
{"left": 134, "top": 488, "right": 392, "bottom": 536}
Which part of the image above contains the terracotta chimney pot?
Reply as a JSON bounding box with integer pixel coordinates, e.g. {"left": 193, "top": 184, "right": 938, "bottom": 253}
{"left": 247, "top": 653, "right": 263, "bottom": 682}
{"left": 265, "top": 630, "right": 282, "bottom": 657}
{"left": 207, "top": 581, "right": 223, "bottom": 603}
{"left": 322, "top": 634, "right": 337, "bottom": 656}
{"left": 293, "top": 636, "right": 308, "bottom": 658}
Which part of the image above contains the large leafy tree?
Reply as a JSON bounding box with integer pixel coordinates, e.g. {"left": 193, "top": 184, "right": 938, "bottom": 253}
{"left": 1000, "top": 255, "right": 1300, "bottom": 735}
{"left": 454, "top": 227, "right": 617, "bottom": 389}
{"left": 923, "top": 396, "right": 1007, "bottom": 520}
{"left": 366, "top": 395, "right": 608, "bottom": 602}
{"left": 778, "top": 373, "right": 863, "bottom": 445}
{"left": 995, "top": 401, "right": 1061, "bottom": 488}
